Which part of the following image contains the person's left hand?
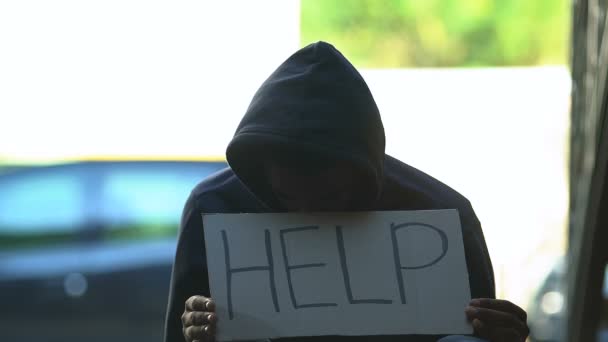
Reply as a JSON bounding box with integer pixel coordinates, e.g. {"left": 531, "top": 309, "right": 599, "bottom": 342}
{"left": 465, "top": 298, "right": 529, "bottom": 342}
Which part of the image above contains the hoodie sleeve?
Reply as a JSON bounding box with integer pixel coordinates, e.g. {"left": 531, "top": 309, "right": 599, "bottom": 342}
{"left": 163, "top": 192, "right": 210, "bottom": 342}
{"left": 460, "top": 201, "right": 496, "bottom": 299}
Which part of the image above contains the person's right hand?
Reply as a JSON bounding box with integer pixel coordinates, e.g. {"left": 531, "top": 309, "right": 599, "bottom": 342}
{"left": 182, "top": 295, "right": 217, "bottom": 342}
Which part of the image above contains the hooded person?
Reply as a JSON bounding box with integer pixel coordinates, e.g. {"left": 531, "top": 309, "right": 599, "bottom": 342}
{"left": 165, "top": 42, "right": 528, "bottom": 342}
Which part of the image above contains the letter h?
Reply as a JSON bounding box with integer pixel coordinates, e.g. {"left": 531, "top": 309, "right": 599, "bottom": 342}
{"left": 221, "top": 229, "right": 280, "bottom": 319}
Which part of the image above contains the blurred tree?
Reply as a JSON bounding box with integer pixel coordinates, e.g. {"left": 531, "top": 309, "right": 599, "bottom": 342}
{"left": 301, "top": 0, "right": 569, "bottom": 67}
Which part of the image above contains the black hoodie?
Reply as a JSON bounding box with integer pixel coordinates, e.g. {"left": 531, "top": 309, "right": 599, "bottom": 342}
{"left": 164, "top": 42, "right": 495, "bottom": 342}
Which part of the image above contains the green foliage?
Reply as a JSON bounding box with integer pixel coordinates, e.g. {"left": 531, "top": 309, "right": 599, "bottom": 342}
{"left": 301, "top": 0, "right": 569, "bottom": 67}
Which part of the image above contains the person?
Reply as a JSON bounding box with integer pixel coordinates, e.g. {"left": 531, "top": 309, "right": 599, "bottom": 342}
{"left": 163, "top": 41, "right": 529, "bottom": 342}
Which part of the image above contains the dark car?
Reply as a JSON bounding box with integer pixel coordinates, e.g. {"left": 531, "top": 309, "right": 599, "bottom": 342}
{"left": 527, "top": 258, "right": 567, "bottom": 342}
{"left": 0, "top": 160, "right": 227, "bottom": 342}
{"left": 528, "top": 257, "right": 608, "bottom": 342}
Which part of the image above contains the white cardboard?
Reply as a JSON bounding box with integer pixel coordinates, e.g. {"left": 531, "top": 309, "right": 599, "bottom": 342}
{"left": 202, "top": 210, "right": 472, "bottom": 341}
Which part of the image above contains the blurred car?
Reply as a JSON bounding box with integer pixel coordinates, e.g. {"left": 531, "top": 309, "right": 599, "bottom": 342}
{"left": 0, "top": 160, "right": 227, "bottom": 342}
{"left": 527, "top": 258, "right": 567, "bottom": 342}
{"left": 528, "top": 257, "right": 608, "bottom": 342}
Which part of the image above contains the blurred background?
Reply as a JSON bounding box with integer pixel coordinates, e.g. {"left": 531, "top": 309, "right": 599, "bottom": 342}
{"left": 0, "top": 0, "right": 587, "bottom": 341}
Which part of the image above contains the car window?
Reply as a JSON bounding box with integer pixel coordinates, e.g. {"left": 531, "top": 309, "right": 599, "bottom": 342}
{"left": 0, "top": 168, "right": 87, "bottom": 249}
{"left": 99, "top": 162, "right": 225, "bottom": 241}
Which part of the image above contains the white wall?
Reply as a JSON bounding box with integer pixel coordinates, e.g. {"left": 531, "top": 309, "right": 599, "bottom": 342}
{"left": 363, "top": 67, "right": 570, "bottom": 306}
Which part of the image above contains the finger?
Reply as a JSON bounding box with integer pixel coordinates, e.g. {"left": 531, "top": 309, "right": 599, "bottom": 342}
{"left": 185, "top": 296, "right": 205, "bottom": 311}
{"left": 471, "top": 318, "right": 491, "bottom": 340}
{"left": 182, "top": 311, "right": 217, "bottom": 326}
{"left": 184, "top": 324, "right": 214, "bottom": 341}
{"left": 466, "top": 307, "right": 528, "bottom": 336}
{"left": 186, "top": 296, "right": 215, "bottom": 312}
{"left": 205, "top": 299, "right": 216, "bottom": 311}
{"left": 465, "top": 306, "right": 526, "bottom": 330}
{"left": 470, "top": 298, "right": 527, "bottom": 322}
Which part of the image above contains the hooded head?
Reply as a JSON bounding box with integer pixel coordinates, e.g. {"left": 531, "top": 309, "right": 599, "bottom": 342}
{"left": 226, "top": 41, "right": 386, "bottom": 211}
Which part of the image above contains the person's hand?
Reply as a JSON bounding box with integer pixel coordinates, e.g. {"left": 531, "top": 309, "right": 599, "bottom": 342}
{"left": 182, "top": 295, "right": 217, "bottom": 342}
{"left": 465, "top": 298, "right": 529, "bottom": 342}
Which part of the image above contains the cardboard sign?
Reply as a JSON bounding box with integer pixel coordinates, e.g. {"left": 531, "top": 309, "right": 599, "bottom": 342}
{"left": 203, "top": 210, "right": 472, "bottom": 341}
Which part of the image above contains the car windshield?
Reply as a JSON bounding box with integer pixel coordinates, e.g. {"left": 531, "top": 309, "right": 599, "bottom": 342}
{"left": 0, "top": 161, "right": 226, "bottom": 249}
{"left": 0, "top": 167, "right": 88, "bottom": 249}
{"left": 98, "top": 162, "right": 226, "bottom": 241}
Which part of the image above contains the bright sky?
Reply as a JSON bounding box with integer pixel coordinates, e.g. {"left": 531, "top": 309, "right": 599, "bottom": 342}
{"left": 0, "top": 0, "right": 300, "bottom": 161}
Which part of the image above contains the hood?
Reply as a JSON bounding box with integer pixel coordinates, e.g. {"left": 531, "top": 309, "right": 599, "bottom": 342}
{"left": 226, "top": 41, "right": 386, "bottom": 209}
